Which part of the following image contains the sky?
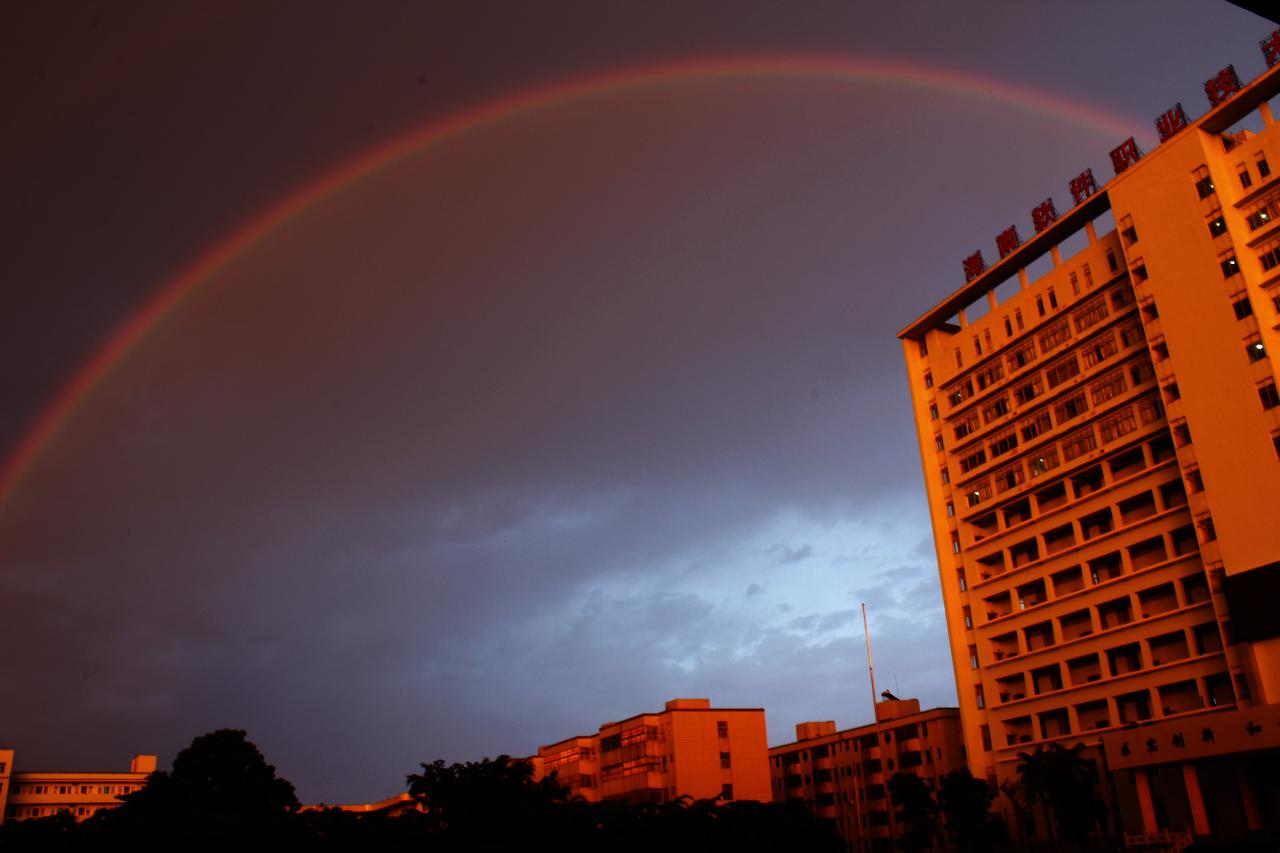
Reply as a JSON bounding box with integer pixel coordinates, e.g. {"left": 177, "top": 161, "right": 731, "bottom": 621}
{"left": 2, "top": 2, "right": 1275, "bottom": 803}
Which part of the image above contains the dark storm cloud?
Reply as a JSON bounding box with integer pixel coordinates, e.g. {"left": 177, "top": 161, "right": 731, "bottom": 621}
{"left": 2, "top": 0, "right": 1273, "bottom": 802}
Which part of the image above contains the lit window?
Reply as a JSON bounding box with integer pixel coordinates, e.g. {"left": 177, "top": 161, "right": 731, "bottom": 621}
{"left": 1193, "top": 166, "right": 1215, "bottom": 199}
{"left": 1246, "top": 338, "right": 1268, "bottom": 362}
{"left": 1208, "top": 215, "right": 1227, "bottom": 236}
{"left": 1221, "top": 255, "right": 1240, "bottom": 277}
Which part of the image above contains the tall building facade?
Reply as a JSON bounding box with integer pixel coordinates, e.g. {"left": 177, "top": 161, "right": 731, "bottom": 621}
{"left": 534, "top": 698, "right": 770, "bottom": 805}
{"left": 768, "top": 699, "right": 964, "bottom": 852}
{"left": 0, "top": 750, "right": 157, "bottom": 823}
{"left": 900, "top": 47, "right": 1280, "bottom": 841}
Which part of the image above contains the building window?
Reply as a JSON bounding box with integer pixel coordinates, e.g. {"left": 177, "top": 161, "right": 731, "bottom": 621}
{"left": 1233, "top": 297, "right": 1254, "bottom": 319}
{"left": 963, "top": 607, "right": 973, "bottom": 629}
{"left": 1246, "top": 200, "right": 1275, "bottom": 230}
{"left": 717, "top": 721, "right": 729, "bottom": 737}
{"left": 962, "top": 448, "right": 988, "bottom": 473}
{"left": 1131, "top": 261, "right": 1148, "bottom": 283}
{"left": 1048, "top": 288, "right": 1059, "bottom": 310}
{"left": 1107, "top": 250, "right": 1118, "bottom": 273}
{"left": 1015, "top": 309, "right": 1025, "bottom": 330}
{"left": 1258, "top": 152, "right": 1271, "bottom": 178}
{"left": 1197, "top": 513, "right": 1217, "bottom": 543}
{"left": 1260, "top": 243, "right": 1280, "bottom": 271}
{"left": 958, "top": 570, "right": 967, "bottom": 592}
{"left": 1070, "top": 272, "right": 1080, "bottom": 295}
{"left": 935, "top": 435, "right": 944, "bottom": 452}
{"left": 975, "top": 686, "right": 986, "bottom": 709}
{"left": 1039, "top": 320, "right": 1071, "bottom": 352}
{"left": 720, "top": 752, "right": 732, "bottom": 769}
{"left": 1221, "top": 255, "right": 1240, "bottom": 277}
{"left": 923, "top": 371, "right": 932, "bottom": 388}
{"left": 1246, "top": 337, "right": 1268, "bottom": 362}
{"left": 720, "top": 783, "right": 734, "bottom": 801}
{"left": 1119, "top": 215, "right": 1139, "bottom": 246}
{"left": 1186, "top": 466, "right": 1204, "bottom": 493}
{"left": 940, "top": 467, "right": 950, "bottom": 484}
{"left": 946, "top": 501, "right": 955, "bottom": 517}
{"left": 1036, "top": 296, "right": 1046, "bottom": 317}
{"left": 955, "top": 348, "right": 964, "bottom": 369}
{"left": 930, "top": 404, "right": 939, "bottom": 420}
{"left": 1004, "top": 315, "right": 1013, "bottom": 336}
{"left": 1193, "top": 166, "right": 1215, "bottom": 199}
{"left": 1083, "top": 263, "right": 1094, "bottom": 288}
{"left": 1208, "top": 214, "right": 1228, "bottom": 236}
{"left": 1046, "top": 355, "right": 1081, "bottom": 387}
{"left": 1239, "top": 164, "right": 1253, "bottom": 189}
{"left": 918, "top": 341, "right": 928, "bottom": 357}
{"left": 969, "top": 645, "right": 979, "bottom": 670}
{"left": 974, "top": 335, "right": 983, "bottom": 356}
{"left": 1260, "top": 382, "right": 1280, "bottom": 410}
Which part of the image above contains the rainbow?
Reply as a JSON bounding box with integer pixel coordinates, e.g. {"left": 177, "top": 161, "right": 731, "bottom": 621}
{"left": 0, "top": 55, "right": 1143, "bottom": 512}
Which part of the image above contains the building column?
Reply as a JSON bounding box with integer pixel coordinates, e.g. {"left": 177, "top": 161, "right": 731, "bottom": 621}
{"left": 1238, "top": 770, "right": 1262, "bottom": 832}
{"left": 1181, "top": 763, "right": 1210, "bottom": 836}
{"left": 1134, "top": 769, "right": 1158, "bottom": 834}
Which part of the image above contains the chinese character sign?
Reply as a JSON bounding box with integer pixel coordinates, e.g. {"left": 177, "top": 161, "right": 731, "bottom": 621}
{"left": 1031, "top": 198, "right": 1058, "bottom": 233}
{"left": 1155, "top": 103, "right": 1190, "bottom": 142}
{"left": 1070, "top": 169, "right": 1098, "bottom": 205}
{"left": 996, "top": 225, "right": 1021, "bottom": 259}
{"left": 1204, "top": 65, "right": 1242, "bottom": 108}
{"left": 1110, "top": 138, "right": 1142, "bottom": 175}
{"left": 1263, "top": 30, "right": 1280, "bottom": 68}
{"left": 963, "top": 251, "right": 986, "bottom": 282}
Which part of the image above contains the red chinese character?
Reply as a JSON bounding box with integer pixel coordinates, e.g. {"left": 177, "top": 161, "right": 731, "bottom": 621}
{"left": 1263, "top": 30, "right": 1280, "bottom": 68}
{"left": 995, "top": 225, "right": 1021, "bottom": 259}
{"left": 1031, "top": 198, "right": 1058, "bottom": 233}
{"left": 1204, "top": 65, "right": 1242, "bottom": 108}
{"left": 1155, "top": 103, "right": 1190, "bottom": 142}
{"left": 962, "top": 251, "right": 986, "bottom": 282}
{"left": 1069, "top": 169, "right": 1098, "bottom": 205}
{"left": 1110, "top": 138, "right": 1142, "bottom": 175}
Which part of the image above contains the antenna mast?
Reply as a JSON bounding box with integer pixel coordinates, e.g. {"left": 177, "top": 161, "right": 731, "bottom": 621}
{"left": 862, "top": 602, "right": 878, "bottom": 716}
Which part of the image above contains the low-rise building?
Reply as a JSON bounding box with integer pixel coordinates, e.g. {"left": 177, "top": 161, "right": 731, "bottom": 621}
{"left": 535, "top": 698, "right": 771, "bottom": 804}
{"left": 0, "top": 750, "right": 157, "bottom": 823}
{"left": 768, "top": 699, "right": 964, "bottom": 852}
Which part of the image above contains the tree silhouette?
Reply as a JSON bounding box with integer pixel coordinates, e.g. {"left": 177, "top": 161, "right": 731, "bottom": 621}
{"left": 1016, "top": 743, "right": 1106, "bottom": 850}
{"left": 887, "top": 771, "right": 938, "bottom": 853}
{"left": 87, "top": 728, "right": 300, "bottom": 852}
{"left": 936, "top": 767, "right": 1006, "bottom": 852}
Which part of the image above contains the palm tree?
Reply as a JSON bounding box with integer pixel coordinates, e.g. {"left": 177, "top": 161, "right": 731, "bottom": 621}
{"left": 1017, "top": 742, "right": 1104, "bottom": 851}
{"left": 1016, "top": 746, "right": 1057, "bottom": 852}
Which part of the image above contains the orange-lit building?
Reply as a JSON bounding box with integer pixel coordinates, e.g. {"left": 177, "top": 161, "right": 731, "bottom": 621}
{"left": 900, "top": 43, "right": 1280, "bottom": 843}
{"left": 768, "top": 699, "right": 964, "bottom": 852}
{"left": 0, "top": 750, "right": 157, "bottom": 823}
{"left": 534, "top": 698, "right": 770, "bottom": 804}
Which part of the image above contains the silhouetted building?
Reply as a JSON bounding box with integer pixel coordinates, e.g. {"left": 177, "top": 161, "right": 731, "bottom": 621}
{"left": 0, "top": 750, "right": 156, "bottom": 823}
{"left": 900, "top": 40, "right": 1280, "bottom": 843}
{"left": 769, "top": 699, "right": 963, "bottom": 852}
{"left": 534, "top": 698, "right": 770, "bottom": 804}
